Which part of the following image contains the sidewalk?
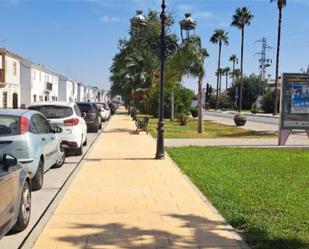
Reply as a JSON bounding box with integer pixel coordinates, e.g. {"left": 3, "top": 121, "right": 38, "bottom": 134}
{"left": 32, "top": 107, "right": 246, "bottom": 249}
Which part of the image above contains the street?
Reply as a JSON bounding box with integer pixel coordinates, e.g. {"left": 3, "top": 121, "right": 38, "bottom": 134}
{"left": 0, "top": 129, "right": 103, "bottom": 249}
{"left": 204, "top": 110, "right": 279, "bottom": 125}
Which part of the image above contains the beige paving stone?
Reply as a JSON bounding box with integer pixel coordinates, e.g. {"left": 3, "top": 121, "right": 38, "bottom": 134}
{"left": 32, "top": 108, "right": 244, "bottom": 249}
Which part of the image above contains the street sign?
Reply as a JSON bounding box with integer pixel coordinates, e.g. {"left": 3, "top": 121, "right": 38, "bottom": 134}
{"left": 279, "top": 73, "right": 309, "bottom": 145}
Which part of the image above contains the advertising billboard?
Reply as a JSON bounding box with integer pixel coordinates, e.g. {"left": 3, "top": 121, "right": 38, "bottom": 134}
{"left": 280, "top": 73, "right": 309, "bottom": 130}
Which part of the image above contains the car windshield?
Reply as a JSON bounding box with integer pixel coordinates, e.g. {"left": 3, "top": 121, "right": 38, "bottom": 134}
{"left": 29, "top": 105, "right": 73, "bottom": 119}
{"left": 77, "top": 104, "right": 93, "bottom": 113}
{"left": 0, "top": 115, "right": 20, "bottom": 136}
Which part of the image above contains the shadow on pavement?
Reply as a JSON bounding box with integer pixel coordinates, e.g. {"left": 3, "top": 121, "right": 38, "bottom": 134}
{"left": 53, "top": 213, "right": 244, "bottom": 248}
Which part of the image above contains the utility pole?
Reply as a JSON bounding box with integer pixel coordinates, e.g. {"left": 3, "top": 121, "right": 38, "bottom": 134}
{"left": 256, "top": 37, "right": 272, "bottom": 96}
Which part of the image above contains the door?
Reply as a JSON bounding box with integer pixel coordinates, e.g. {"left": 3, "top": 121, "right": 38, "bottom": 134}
{"left": 32, "top": 114, "right": 52, "bottom": 169}
{"left": 38, "top": 115, "right": 58, "bottom": 168}
{"left": 0, "top": 164, "right": 15, "bottom": 230}
{"left": 12, "top": 93, "right": 18, "bottom": 109}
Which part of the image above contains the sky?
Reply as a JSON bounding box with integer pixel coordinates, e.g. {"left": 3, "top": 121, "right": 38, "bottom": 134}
{"left": 1, "top": 0, "right": 309, "bottom": 92}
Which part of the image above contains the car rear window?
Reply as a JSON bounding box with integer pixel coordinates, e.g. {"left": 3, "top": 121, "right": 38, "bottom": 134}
{"left": 29, "top": 105, "right": 73, "bottom": 119}
{"left": 0, "top": 115, "right": 20, "bottom": 136}
{"left": 77, "top": 104, "right": 93, "bottom": 113}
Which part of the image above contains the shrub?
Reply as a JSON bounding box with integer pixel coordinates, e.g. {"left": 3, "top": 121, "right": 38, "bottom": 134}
{"left": 261, "top": 90, "right": 280, "bottom": 113}
{"left": 234, "top": 114, "right": 247, "bottom": 126}
{"left": 177, "top": 112, "right": 189, "bottom": 126}
{"left": 191, "top": 108, "right": 198, "bottom": 118}
{"left": 208, "top": 94, "right": 233, "bottom": 109}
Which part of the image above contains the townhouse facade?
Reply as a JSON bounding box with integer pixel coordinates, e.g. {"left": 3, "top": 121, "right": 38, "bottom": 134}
{"left": 0, "top": 48, "right": 106, "bottom": 108}
{"left": 58, "top": 76, "right": 78, "bottom": 102}
{"left": 0, "top": 49, "right": 21, "bottom": 108}
{"left": 20, "top": 59, "right": 59, "bottom": 107}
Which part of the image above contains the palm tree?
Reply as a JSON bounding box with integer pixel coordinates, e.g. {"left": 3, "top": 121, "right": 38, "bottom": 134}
{"left": 210, "top": 29, "right": 229, "bottom": 109}
{"left": 186, "top": 37, "right": 209, "bottom": 133}
{"left": 229, "top": 54, "right": 238, "bottom": 84}
{"left": 231, "top": 7, "right": 254, "bottom": 112}
{"left": 224, "top": 67, "right": 231, "bottom": 90}
{"left": 271, "top": 0, "right": 287, "bottom": 115}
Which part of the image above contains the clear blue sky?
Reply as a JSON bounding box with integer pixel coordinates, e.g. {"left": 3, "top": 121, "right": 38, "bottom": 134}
{"left": 1, "top": 0, "right": 309, "bottom": 92}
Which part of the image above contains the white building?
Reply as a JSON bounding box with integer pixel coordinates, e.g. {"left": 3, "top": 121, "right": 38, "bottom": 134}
{"left": 20, "top": 59, "right": 59, "bottom": 107}
{"left": 77, "top": 83, "right": 87, "bottom": 102}
{"left": 58, "top": 76, "right": 78, "bottom": 102}
{"left": 0, "top": 49, "right": 21, "bottom": 108}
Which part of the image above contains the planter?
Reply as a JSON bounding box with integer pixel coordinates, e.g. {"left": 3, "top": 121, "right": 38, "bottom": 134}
{"left": 234, "top": 114, "right": 247, "bottom": 126}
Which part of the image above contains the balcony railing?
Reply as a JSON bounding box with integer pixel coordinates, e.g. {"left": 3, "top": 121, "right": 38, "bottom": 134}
{"left": 46, "top": 82, "right": 53, "bottom": 91}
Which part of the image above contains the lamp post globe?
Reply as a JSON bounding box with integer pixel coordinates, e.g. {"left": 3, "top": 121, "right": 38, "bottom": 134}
{"left": 130, "top": 10, "right": 147, "bottom": 40}
{"left": 179, "top": 13, "right": 196, "bottom": 41}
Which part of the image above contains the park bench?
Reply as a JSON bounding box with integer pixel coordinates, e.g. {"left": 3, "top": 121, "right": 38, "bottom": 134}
{"left": 135, "top": 117, "right": 149, "bottom": 134}
{"left": 130, "top": 109, "right": 149, "bottom": 134}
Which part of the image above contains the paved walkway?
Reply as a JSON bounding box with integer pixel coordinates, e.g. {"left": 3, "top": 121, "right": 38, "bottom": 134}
{"left": 32, "top": 108, "right": 246, "bottom": 249}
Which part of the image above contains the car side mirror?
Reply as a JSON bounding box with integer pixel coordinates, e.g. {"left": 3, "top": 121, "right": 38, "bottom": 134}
{"left": 2, "top": 154, "right": 17, "bottom": 170}
{"left": 82, "top": 112, "right": 87, "bottom": 118}
{"left": 53, "top": 127, "right": 63, "bottom": 133}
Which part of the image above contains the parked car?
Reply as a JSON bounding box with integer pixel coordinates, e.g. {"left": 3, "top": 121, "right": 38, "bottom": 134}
{"left": 77, "top": 102, "right": 101, "bottom": 132}
{"left": 0, "top": 109, "right": 65, "bottom": 190}
{"left": 101, "top": 103, "right": 111, "bottom": 120}
{"left": 28, "top": 102, "right": 87, "bottom": 155}
{"left": 96, "top": 103, "right": 109, "bottom": 122}
{"left": 0, "top": 154, "right": 31, "bottom": 239}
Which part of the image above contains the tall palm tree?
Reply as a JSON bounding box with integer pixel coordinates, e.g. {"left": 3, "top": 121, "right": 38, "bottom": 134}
{"left": 271, "top": 0, "right": 287, "bottom": 115}
{"left": 224, "top": 67, "right": 231, "bottom": 90}
{"left": 210, "top": 29, "right": 229, "bottom": 109}
{"left": 229, "top": 54, "right": 238, "bottom": 84}
{"left": 231, "top": 7, "right": 254, "bottom": 112}
{"left": 186, "top": 37, "right": 209, "bottom": 133}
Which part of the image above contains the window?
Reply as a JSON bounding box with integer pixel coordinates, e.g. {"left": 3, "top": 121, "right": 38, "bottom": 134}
{"left": 3, "top": 92, "right": 7, "bottom": 108}
{"left": 33, "top": 70, "right": 36, "bottom": 80}
{"left": 0, "top": 115, "right": 19, "bottom": 136}
{"left": 33, "top": 114, "right": 53, "bottom": 133}
{"left": 74, "top": 104, "right": 82, "bottom": 117}
{"left": 33, "top": 95, "right": 37, "bottom": 102}
{"left": 39, "top": 72, "right": 42, "bottom": 81}
{"left": 29, "top": 105, "right": 73, "bottom": 119}
{"left": 13, "top": 62, "right": 17, "bottom": 76}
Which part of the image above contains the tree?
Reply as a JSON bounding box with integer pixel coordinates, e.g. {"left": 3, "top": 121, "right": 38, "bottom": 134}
{"left": 210, "top": 29, "right": 229, "bottom": 110}
{"left": 229, "top": 54, "right": 238, "bottom": 85}
{"left": 231, "top": 7, "right": 254, "bottom": 112}
{"left": 224, "top": 67, "right": 231, "bottom": 90}
{"left": 271, "top": 0, "right": 287, "bottom": 115}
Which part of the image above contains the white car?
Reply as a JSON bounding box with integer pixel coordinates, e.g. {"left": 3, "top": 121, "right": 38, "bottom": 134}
{"left": 96, "top": 103, "right": 110, "bottom": 122}
{"left": 28, "top": 102, "right": 87, "bottom": 155}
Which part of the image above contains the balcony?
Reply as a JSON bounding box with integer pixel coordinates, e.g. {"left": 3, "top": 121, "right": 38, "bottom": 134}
{"left": 0, "top": 69, "right": 6, "bottom": 88}
{"left": 44, "top": 82, "right": 53, "bottom": 93}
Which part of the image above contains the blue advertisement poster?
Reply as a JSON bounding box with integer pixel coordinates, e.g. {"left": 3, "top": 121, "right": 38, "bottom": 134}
{"left": 291, "top": 83, "right": 309, "bottom": 114}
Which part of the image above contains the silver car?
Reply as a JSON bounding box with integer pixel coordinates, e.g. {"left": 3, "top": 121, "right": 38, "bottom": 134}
{"left": 0, "top": 154, "right": 31, "bottom": 239}
{"left": 0, "top": 109, "right": 65, "bottom": 190}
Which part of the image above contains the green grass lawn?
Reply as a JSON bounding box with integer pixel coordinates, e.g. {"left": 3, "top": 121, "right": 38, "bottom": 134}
{"left": 167, "top": 147, "right": 309, "bottom": 249}
{"left": 144, "top": 116, "right": 276, "bottom": 139}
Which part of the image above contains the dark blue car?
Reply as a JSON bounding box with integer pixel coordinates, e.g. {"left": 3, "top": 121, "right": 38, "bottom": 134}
{"left": 0, "top": 154, "right": 31, "bottom": 239}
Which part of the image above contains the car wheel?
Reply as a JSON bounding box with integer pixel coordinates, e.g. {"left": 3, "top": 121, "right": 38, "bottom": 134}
{"left": 93, "top": 124, "right": 99, "bottom": 133}
{"left": 54, "top": 150, "right": 65, "bottom": 168}
{"left": 83, "top": 137, "right": 87, "bottom": 146}
{"left": 11, "top": 180, "right": 31, "bottom": 232}
{"left": 32, "top": 159, "right": 44, "bottom": 191}
{"left": 76, "top": 137, "right": 83, "bottom": 155}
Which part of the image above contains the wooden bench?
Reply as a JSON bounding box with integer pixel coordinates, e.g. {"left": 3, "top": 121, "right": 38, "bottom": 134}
{"left": 135, "top": 117, "right": 149, "bottom": 134}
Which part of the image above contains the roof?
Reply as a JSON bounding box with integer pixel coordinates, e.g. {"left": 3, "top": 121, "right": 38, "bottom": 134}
{"left": 0, "top": 48, "right": 22, "bottom": 60}
{"left": 28, "top": 101, "right": 76, "bottom": 107}
{"left": 0, "top": 109, "right": 31, "bottom": 116}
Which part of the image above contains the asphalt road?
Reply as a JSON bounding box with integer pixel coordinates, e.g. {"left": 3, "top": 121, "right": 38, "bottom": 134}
{"left": 204, "top": 110, "right": 279, "bottom": 125}
{"left": 0, "top": 126, "right": 104, "bottom": 249}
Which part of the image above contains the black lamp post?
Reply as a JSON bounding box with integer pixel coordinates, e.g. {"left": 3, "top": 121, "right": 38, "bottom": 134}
{"left": 179, "top": 13, "right": 197, "bottom": 42}
{"left": 155, "top": 0, "right": 168, "bottom": 159}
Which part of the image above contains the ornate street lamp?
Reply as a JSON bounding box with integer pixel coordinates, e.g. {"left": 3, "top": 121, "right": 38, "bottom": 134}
{"left": 179, "top": 13, "right": 197, "bottom": 42}
{"left": 130, "top": 10, "right": 147, "bottom": 42}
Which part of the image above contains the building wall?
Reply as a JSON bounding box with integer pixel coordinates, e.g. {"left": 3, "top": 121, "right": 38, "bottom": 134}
{"left": 0, "top": 54, "right": 21, "bottom": 108}
{"left": 20, "top": 59, "right": 32, "bottom": 108}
